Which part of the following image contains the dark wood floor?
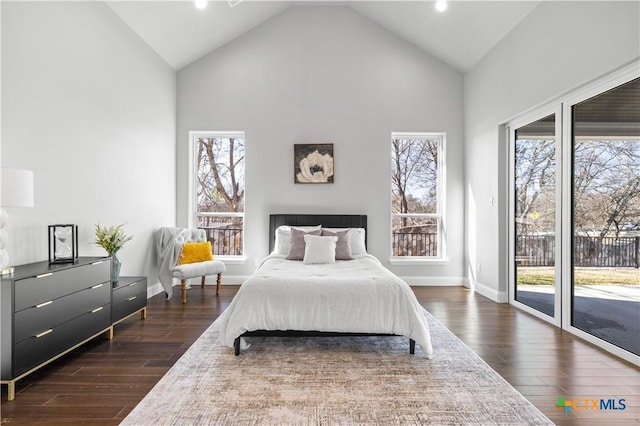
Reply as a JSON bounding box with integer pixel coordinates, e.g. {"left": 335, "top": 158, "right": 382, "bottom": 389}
{"left": 1, "top": 285, "right": 638, "bottom": 425}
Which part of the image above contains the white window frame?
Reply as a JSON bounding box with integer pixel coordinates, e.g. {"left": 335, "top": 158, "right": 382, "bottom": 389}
{"left": 507, "top": 104, "right": 563, "bottom": 327}
{"left": 504, "top": 60, "right": 640, "bottom": 365}
{"left": 390, "top": 132, "right": 447, "bottom": 265}
{"left": 561, "top": 64, "right": 639, "bottom": 365}
{"left": 188, "top": 131, "right": 246, "bottom": 263}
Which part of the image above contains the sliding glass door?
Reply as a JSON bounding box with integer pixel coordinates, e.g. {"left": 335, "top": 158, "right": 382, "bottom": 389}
{"left": 509, "top": 65, "right": 639, "bottom": 363}
{"left": 570, "top": 77, "right": 640, "bottom": 356}
{"left": 512, "top": 113, "right": 560, "bottom": 321}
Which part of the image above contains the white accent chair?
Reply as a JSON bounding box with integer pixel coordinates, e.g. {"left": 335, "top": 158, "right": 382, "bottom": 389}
{"left": 157, "top": 227, "right": 226, "bottom": 304}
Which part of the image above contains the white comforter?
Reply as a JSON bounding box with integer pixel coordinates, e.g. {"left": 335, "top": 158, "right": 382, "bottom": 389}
{"left": 213, "top": 254, "right": 433, "bottom": 358}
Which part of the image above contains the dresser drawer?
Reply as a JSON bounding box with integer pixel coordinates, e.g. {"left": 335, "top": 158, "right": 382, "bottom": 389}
{"left": 14, "top": 260, "right": 110, "bottom": 311}
{"left": 13, "top": 305, "right": 110, "bottom": 377}
{"left": 112, "top": 277, "right": 147, "bottom": 323}
{"left": 112, "top": 278, "right": 147, "bottom": 304}
{"left": 14, "top": 282, "right": 110, "bottom": 344}
{"left": 112, "top": 291, "right": 146, "bottom": 323}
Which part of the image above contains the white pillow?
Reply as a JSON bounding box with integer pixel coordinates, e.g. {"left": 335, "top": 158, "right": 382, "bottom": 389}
{"left": 322, "top": 227, "right": 366, "bottom": 256}
{"left": 273, "top": 225, "right": 322, "bottom": 256}
{"left": 303, "top": 235, "right": 338, "bottom": 264}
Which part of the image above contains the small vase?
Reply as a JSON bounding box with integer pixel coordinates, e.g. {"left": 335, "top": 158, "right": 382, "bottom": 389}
{"left": 110, "top": 252, "right": 121, "bottom": 284}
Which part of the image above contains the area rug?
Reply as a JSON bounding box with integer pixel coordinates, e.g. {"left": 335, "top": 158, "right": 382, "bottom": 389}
{"left": 121, "top": 310, "right": 552, "bottom": 425}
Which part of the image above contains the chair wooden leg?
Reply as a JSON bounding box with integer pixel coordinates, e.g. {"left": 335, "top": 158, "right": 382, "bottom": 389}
{"left": 201, "top": 276, "right": 206, "bottom": 288}
{"left": 216, "top": 273, "right": 222, "bottom": 296}
{"left": 181, "top": 279, "right": 187, "bottom": 304}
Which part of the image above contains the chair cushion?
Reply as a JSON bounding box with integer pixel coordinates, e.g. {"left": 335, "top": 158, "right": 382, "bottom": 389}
{"left": 178, "top": 241, "right": 213, "bottom": 264}
{"left": 171, "top": 260, "right": 226, "bottom": 279}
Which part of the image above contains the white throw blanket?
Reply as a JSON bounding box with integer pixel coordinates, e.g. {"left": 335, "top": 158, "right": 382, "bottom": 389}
{"left": 213, "top": 254, "right": 434, "bottom": 358}
{"left": 155, "top": 227, "right": 191, "bottom": 298}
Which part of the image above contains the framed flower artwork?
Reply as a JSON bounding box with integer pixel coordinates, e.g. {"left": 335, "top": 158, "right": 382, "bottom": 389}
{"left": 294, "top": 143, "right": 334, "bottom": 184}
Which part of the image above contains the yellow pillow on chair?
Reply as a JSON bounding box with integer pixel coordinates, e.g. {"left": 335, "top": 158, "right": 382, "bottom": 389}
{"left": 178, "top": 242, "right": 213, "bottom": 264}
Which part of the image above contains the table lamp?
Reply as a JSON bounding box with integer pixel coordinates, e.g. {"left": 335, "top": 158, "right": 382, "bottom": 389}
{"left": 1, "top": 168, "right": 35, "bottom": 275}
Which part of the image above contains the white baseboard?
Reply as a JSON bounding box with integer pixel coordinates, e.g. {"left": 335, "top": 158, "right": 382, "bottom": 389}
{"left": 400, "top": 276, "right": 465, "bottom": 286}
{"left": 147, "top": 280, "right": 164, "bottom": 298}
{"left": 464, "top": 279, "right": 508, "bottom": 303}
{"left": 148, "top": 275, "right": 472, "bottom": 295}
{"left": 146, "top": 276, "right": 248, "bottom": 300}
{"left": 215, "top": 276, "right": 465, "bottom": 287}
{"left": 213, "top": 275, "right": 247, "bottom": 285}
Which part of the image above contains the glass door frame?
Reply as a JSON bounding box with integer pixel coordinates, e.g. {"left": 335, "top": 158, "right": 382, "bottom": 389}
{"left": 561, "top": 64, "right": 640, "bottom": 365}
{"left": 506, "top": 60, "right": 639, "bottom": 365}
{"left": 508, "top": 105, "right": 563, "bottom": 327}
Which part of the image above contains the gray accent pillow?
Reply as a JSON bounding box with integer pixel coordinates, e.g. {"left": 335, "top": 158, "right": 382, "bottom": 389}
{"left": 287, "top": 228, "right": 322, "bottom": 260}
{"left": 274, "top": 225, "right": 321, "bottom": 255}
{"left": 322, "top": 229, "right": 353, "bottom": 260}
{"left": 323, "top": 227, "right": 366, "bottom": 256}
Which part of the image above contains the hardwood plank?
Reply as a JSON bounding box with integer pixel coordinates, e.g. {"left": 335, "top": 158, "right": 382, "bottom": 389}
{"left": 415, "top": 287, "right": 640, "bottom": 425}
{"left": 1, "top": 285, "right": 638, "bottom": 426}
{"left": 0, "top": 405, "right": 123, "bottom": 419}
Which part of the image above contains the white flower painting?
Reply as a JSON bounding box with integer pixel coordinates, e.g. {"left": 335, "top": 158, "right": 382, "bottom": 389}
{"left": 294, "top": 144, "right": 334, "bottom": 184}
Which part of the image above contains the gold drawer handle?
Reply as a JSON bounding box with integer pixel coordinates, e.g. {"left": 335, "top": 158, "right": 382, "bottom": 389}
{"left": 91, "top": 307, "right": 103, "bottom": 314}
{"left": 128, "top": 282, "right": 138, "bottom": 287}
{"left": 35, "top": 301, "right": 53, "bottom": 308}
{"left": 35, "top": 329, "right": 53, "bottom": 338}
{"left": 91, "top": 261, "right": 103, "bottom": 265}
{"left": 36, "top": 273, "right": 53, "bottom": 279}
{"left": 127, "top": 296, "right": 137, "bottom": 301}
{"left": 91, "top": 284, "right": 104, "bottom": 289}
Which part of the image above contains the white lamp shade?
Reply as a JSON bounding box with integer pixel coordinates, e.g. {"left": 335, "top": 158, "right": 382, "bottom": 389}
{"left": 0, "top": 249, "right": 8, "bottom": 269}
{"left": 1, "top": 169, "right": 34, "bottom": 208}
{"left": 0, "top": 228, "right": 7, "bottom": 248}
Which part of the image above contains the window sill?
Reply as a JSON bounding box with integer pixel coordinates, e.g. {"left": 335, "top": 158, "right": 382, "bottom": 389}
{"left": 389, "top": 257, "right": 449, "bottom": 266}
{"left": 214, "top": 256, "right": 246, "bottom": 265}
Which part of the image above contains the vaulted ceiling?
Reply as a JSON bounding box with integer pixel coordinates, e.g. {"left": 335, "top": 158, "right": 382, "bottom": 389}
{"left": 107, "top": 1, "right": 540, "bottom": 72}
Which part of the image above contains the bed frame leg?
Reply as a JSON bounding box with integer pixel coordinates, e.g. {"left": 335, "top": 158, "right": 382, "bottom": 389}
{"left": 409, "top": 339, "right": 415, "bottom": 354}
{"left": 234, "top": 337, "right": 240, "bottom": 356}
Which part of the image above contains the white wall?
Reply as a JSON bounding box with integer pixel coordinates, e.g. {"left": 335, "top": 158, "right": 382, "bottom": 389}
{"left": 177, "top": 6, "right": 465, "bottom": 283}
{"left": 464, "top": 1, "right": 640, "bottom": 301}
{"left": 1, "top": 2, "right": 176, "bottom": 288}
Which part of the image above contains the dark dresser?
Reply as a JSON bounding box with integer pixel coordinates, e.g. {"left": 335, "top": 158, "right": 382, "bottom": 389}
{"left": 111, "top": 276, "right": 147, "bottom": 332}
{"left": 1, "top": 257, "right": 115, "bottom": 400}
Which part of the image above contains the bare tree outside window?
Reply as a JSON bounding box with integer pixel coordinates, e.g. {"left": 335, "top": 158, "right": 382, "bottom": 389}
{"left": 194, "top": 135, "right": 245, "bottom": 256}
{"left": 573, "top": 139, "right": 640, "bottom": 239}
{"left": 514, "top": 137, "right": 556, "bottom": 237}
{"left": 569, "top": 77, "right": 640, "bottom": 357}
{"left": 515, "top": 138, "right": 639, "bottom": 266}
{"left": 513, "top": 114, "right": 558, "bottom": 318}
{"left": 391, "top": 134, "right": 443, "bottom": 257}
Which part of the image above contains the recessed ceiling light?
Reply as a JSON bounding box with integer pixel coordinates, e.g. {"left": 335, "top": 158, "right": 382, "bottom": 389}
{"left": 435, "top": 0, "right": 447, "bottom": 12}
{"left": 195, "top": 0, "right": 208, "bottom": 10}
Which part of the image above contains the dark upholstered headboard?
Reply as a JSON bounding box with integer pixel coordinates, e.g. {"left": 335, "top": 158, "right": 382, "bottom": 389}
{"left": 269, "top": 214, "right": 367, "bottom": 253}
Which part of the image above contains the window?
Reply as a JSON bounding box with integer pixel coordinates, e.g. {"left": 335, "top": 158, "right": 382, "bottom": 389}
{"left": 506, "top": 62, "right": 639, "bottom": 364}
{"left": 191, "top": 132, "right": 245, "bottom": 257}
{"left": 570, "top": 76, "right": 639, "bottom": 356}
{"left": 391, "top": 132, "right": 445, "bottom": 259}
{"left": 511, "top": 111, "right": 559, "bottom": 321}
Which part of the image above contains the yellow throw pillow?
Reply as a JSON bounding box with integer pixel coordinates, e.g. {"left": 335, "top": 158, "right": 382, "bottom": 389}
{"left": 178, "top": 242, "right": 213, "bottom": 264}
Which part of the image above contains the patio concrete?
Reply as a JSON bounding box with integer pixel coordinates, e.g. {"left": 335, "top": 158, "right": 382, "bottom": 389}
{"left": 517, "top": 285, "right": 639, "bottom": 356}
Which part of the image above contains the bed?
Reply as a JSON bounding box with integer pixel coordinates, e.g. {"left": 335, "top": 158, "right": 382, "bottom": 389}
{"left": 213, "top": 214, "right": 433, "bottom": 358}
